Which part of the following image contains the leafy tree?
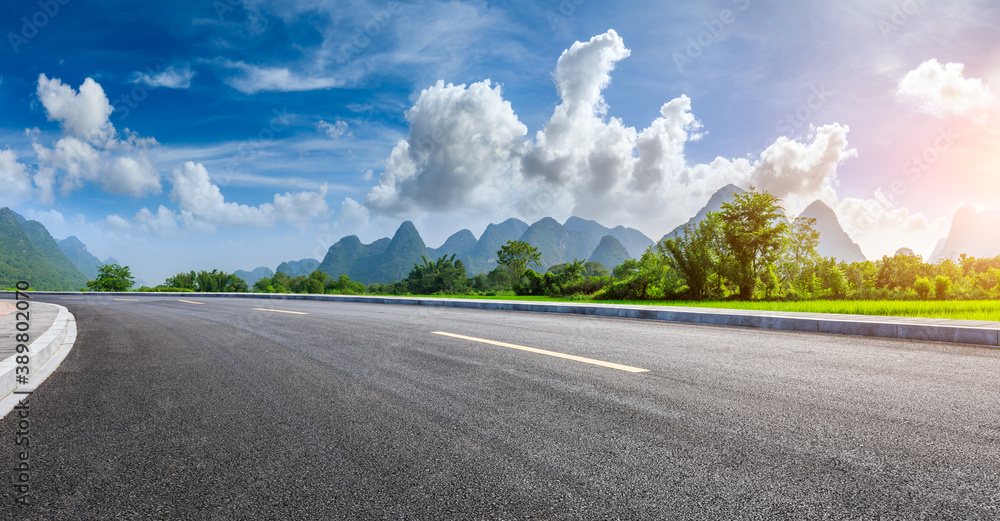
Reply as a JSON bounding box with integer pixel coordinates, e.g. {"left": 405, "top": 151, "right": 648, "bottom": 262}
{"left": 497, "top": 240, "right": 541, "bottom": 288}
{"left": 327, "top": 274, "right": 364, "bottom": 294}
{"left": 661, "top": 214, "right": 720, "bottom": 299}
{"left": 582, "top": 261, "right": 610, "bottom": 278}
{"left": 404, "top": 255, "right": 468, "bottom": 294}
{"left": 87, "top": 263, "right": 135, "bottom": 292}
{"left": 913, "top": 277, "right": 932, "bottom": 299}
{"left": 717, "top": 188, "right": 789, "bottom": 300}
{"left": 934, "top": 275, "right": 952, "bottom": 300}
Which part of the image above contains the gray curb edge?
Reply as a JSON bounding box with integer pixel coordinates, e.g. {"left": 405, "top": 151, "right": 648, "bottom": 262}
{"left": 0, "top": 303, "right": 76, "bottom": 400}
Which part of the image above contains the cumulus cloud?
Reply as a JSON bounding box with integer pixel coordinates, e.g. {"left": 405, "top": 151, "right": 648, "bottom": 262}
{"left": 32, "top": 74, "right": 162, "bottom": 200}
{"left": 365, "top": 78, "right": 528, "bottom": 214}
{"left": 317, "top": 119, "right": 351, "bottom": 139}
{"left": 836, "top": 189, "right": 947, "bottom": 258}
{"left": 222, "top": 61, "right": 342, "bottom": 94}
{"left": 131, "top": 66, "right": 195, "bottom": 89}
{"left": 0, "top": 150, "right": 34, "bottom": 204}
{"left": 897, "top": 59, "right": 996, "bottom": 117}
{"left": 36, "top": 74, "right": 115, "bottom": 145}
{"left": 750, "top": 123, "right": 857, "bottom": 213}
{"left": 170, "top": 162, "right": 329, "bottom": 228}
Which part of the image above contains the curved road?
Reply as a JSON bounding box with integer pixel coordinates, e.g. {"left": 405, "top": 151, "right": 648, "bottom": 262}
{"left": 2, "top": 295, "right": 999, "bottom": 519}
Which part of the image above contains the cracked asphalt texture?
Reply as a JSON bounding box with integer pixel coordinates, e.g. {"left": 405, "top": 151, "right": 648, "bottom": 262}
{"left": 1, "top": 294, "right": 999, "bottom": 519}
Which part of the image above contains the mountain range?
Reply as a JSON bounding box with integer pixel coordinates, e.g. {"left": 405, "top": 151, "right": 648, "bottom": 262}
{"left": 0, "top": 207, "right": 89, "bottom": 290}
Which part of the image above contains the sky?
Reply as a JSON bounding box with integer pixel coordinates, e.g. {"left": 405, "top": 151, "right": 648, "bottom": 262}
{"left": 2, "top": 0, "right": 999, "bottom": 284}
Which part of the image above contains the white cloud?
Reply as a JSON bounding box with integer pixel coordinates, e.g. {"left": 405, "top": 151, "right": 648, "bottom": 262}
{"left": 750, "top": 123, "right": 857, "bottom": 214}
{"left": 131, "top": 66, "right": 195, "bottom": 89}
{"left": 222, "top": 61, "right": 342, "bottom": 94}
{"left": 0, "top": 149, "right": 33, "bottom": 204}
{"left": 365, "top": 78, "right": 529, "bottom": 214}
{"left": 897, "top": 59, "right": 996, "bottom": 117}
{"left": 104, "top": 156, "right": 162, "bottom": 197}
{"left": 836, "top": 189, "right": 947, "bottom": 258}
{"left": 170, "top": 161, "right": 329, "bottom": 227}
{"left": 32, "top": 75, "right": 163, "bottom": 201}
{"left": 36, "top": 74, "right": 115, "bottom": 145}
{"left": 317, "top": 119, "right": 350, "bottom": 139}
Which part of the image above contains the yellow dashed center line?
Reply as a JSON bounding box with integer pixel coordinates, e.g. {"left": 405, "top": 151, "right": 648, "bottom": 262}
{"left": 432, "top": 331, "right": 649, "bottom": 373}
{"left": 253, "top": 308, "right": 309, "bottom": 315}
{"left": 178, "top": 300, "right": 205, "bottom": 305}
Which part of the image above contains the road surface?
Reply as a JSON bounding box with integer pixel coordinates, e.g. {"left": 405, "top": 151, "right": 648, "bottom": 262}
{"left": 2, "top": 294, "right": 998, "bottom": 519}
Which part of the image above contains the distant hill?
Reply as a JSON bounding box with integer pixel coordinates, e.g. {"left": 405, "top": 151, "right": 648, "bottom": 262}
{"left": 0, "top": 208, "right": 80, "bottom": 290}
{"left": 276, "top": 258, "right": 320, "bottom": 277}
{"left": 464, "top": 218, "right": 529, "bottom": 274}
{"left": 519, "top": 217, "right": 598, "bottom": 270}
{"left": 58, "top": 235, "right": 103, "bottom": 280}
{"left": 318, "top": 222, "right": 428, "bottom": 284}
{"left": 662, "top": 183, "right": 743, "bottom": 242}
{"left": 235, "top": 266, "right": 274, "bottom": 286}
{"left": 20, "top": 220, "right": 89, "bottom": 289}
{"left": 428, "top": 229, "right": 477, "bottom": 259}
{"left": 798, "top": 200, "right": 866, "bottom": 262}
{"left": 588, "top": 235, "right": 631, "bottom": 270}
{"left": 564, "top": 217, "right": 652, "bottom": 258}
{"left": 929, "top": 205, "right": 1000, "bottom": 261}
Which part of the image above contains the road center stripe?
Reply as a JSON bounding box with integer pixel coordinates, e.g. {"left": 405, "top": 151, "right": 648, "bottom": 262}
{"left": 253, "top": 308, "right": 308, "bottom": 315}
{"left": 432, "top": 331, "right": 649, "bottom": 373}
{"left": 178, "top": 300, "right": 205, "bottom": 305}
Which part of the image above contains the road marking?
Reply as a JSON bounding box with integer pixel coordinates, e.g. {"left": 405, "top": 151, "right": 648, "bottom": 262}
{"left": 431, "top": 331, "right": 649, "bottom": 373}
{"left": 113, "top": 298, "right": 139, "bottom": 301}
{"left": 253, "top": 308, "right": 309, "bottom": 315}
{"left": 178, "top": 300, "right": 205, "bottom": 305}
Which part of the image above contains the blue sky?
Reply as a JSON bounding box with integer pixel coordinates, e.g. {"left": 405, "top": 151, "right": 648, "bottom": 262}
{"left": 2, "top": 0, "right": 999, "bottom": 283}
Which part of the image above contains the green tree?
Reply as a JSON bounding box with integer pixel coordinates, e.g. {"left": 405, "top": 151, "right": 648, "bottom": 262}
{"left": 405, "top": 255, "right": 468, "bottom": 294}
{"left": 913, "top": 277, "right": 932, "bottom": 299}
{"left": 87, "top": 263, "right": 135, "bottom": 292}
{"left": 660, "top": 214, "right": 720, "bottom": 299}
{"left": 497, "top": 240, "right": 541, "bottom": 288}
{"left": 717, "top": 188, "right": 789, "bottom": 300}
{"left": 933, "top": 275, "right": 952, "bottom": 300}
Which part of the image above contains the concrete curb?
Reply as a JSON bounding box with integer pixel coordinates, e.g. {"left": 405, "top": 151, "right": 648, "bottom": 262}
{"left": 0, "top": 303, "right": 75, "bottom": 400}
{"left": 16, "top": 292, "right": 1000, "bottom": 348}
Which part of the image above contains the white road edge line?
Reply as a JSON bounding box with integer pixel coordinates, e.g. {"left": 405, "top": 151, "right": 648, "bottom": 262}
{"left": 252, "top": 308, "right": 309, "bottom": 315}
{"left": 432, "top": 331, "right": 649, "bottom": 373}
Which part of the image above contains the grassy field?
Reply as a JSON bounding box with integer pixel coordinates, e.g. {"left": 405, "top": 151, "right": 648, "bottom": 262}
{"left": 384, "top": 294, "right": 1000, "bottom": 322}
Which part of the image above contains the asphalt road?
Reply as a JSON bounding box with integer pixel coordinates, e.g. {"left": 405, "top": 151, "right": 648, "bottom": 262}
{"left": 2, "top": 295, "right": 999, "bottom": 520}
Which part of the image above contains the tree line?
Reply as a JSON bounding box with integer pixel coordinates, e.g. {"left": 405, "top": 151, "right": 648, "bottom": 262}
{"left": 93, "top": 188, "right": 1000, "bottom": 301}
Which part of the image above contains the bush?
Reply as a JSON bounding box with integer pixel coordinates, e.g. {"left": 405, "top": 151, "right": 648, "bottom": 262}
{"left": 913, "top": 277, "right": 932, "bottom": 300}
{"left": 933, "top": 275, "right": 952, "bottom": 300}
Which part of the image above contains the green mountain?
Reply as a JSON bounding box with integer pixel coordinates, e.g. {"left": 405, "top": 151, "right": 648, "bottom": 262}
{"left": 19, "top": 219, "right": 89, "bottom": 289}
{"left": 0, "top": 208, "right": 79, "bottom": 290}
{"left": 318, "top": 235, "right": 388, "bottom": 280}
{"left": 58, "top": 235, "right": 104, "bottom": 280}
{"left": 588, "top": 235, "right": 631, "bottom": 270}
{"left": 352, "top": 221, "right": 429, "bottom": 284}
{"left": 465, "top": 218, "right": 528, "bottom": 274}
{"left": 564, "top": 216, "right": 653, "bottom": 258}
{"left": 276, "top": 258, "right": 320, "bottom": 277}
{"left": 235, "top": 266, "right": 274, "bottom": 286}
{"left": 428, "top": 229, "right": 477, "bottom": 259}
{"left": 518, "top": 217, "right": 599, "bottom": 271}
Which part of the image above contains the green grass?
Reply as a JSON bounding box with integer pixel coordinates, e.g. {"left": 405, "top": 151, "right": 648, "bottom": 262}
{"left": 368, "top": 294, "right": 1000, "bottom": 322}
